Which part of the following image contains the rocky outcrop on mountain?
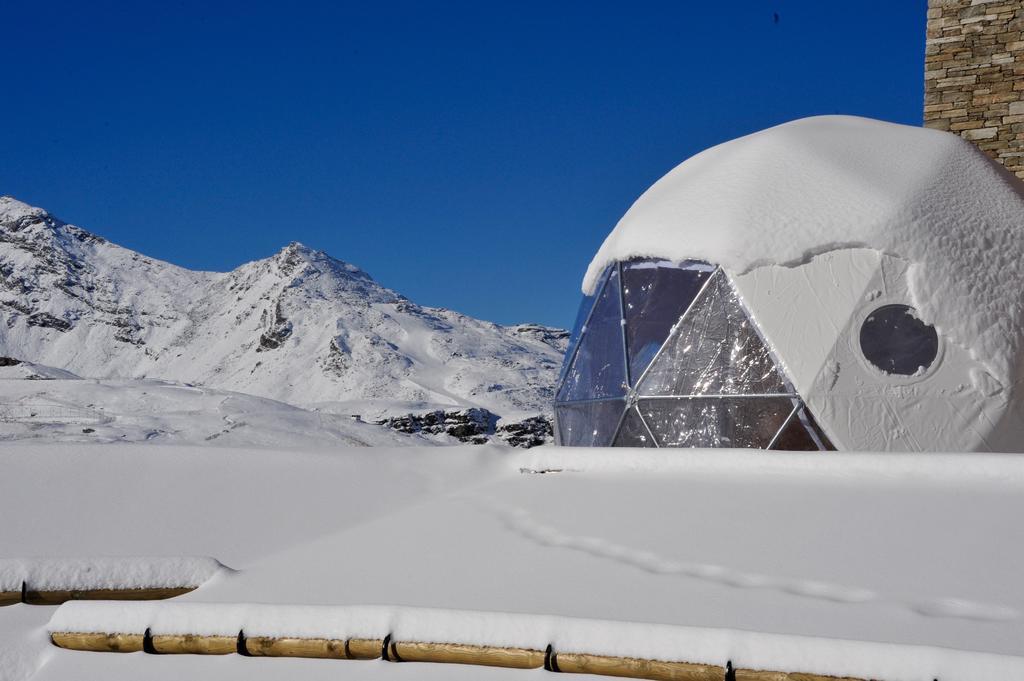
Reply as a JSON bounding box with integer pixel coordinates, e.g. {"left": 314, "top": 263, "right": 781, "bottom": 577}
{"left": 375, "top": 408, "right": 497, "bottom": 444}
{"left": 0, "top": 197, "right": 566, "bottom": 432}
{"left": 257, "top": 301, "right": 293, "bottom": 351}
{"left": 496, "top": 414, "right": 553, "bottom": 448}
{"left": 507, "top": 324, "right": 569, "bottom": 349}
{"left": 374, "top": 407, "right": 553, "bottom": 448}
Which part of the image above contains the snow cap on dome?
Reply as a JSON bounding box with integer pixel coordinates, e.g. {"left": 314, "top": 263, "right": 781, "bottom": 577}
{"left": 584, "top": 115, "right": 1024, "bottom": 386}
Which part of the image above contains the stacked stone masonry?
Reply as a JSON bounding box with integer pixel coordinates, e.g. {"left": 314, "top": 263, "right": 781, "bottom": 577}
{"left": 925, "top": 0, "right": 1024, "bottom": 179}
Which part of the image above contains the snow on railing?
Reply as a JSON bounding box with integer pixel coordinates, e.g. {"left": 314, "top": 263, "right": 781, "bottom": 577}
{"left": 0, "top": 403, "right": 106, "bottom": 425}
{"left": 0, "top": 557, "right": 225, "bottom": 606}
{"left": 47, "top": 601, "right": 1024, "bottom": 681}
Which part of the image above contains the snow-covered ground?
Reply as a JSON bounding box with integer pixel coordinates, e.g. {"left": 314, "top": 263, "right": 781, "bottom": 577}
{"left": 4, "top": 444, "right": 1024, "bottom": 680}
{"left": 0, "top": 364, "right": 427, "bottom": 447}
{"left": 0, "top": 358, "right": 562, "bottom": 447}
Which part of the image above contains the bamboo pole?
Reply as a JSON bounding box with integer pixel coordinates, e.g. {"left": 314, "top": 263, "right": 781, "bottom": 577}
{"left": 243, "top": 636, "right": 383, "bottom": 660}
{"left": 553, "top": 651, "right": 725, "bottom": 681}
{"left": 23, "top": 586, "right": 194, "bottom": 606}
{"left": 391, "top": 641, "right": 545, "bottom": 669}
{"left": 51, "top": 632, "right": 145, "bottom": 653}
{"left": 346, "top": 638, "right": 385, "bottom": 659}
{"left": 244, "top": 636, "right": 348, "bottom": 659}
{"left": 150, "top": 634, "right": 237, "bottom": 655}
{"left": 46, "top": 629, "right": 875, "bottom": 681}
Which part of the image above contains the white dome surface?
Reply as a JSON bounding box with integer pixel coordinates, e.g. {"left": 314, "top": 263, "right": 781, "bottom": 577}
{"left": 585, "top": 115, "right": 1024, "bottom": 387}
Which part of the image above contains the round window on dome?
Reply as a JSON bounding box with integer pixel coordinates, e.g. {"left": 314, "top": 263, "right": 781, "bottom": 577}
{"left": 859, "top": 304, "right": 939, "bottom": 377}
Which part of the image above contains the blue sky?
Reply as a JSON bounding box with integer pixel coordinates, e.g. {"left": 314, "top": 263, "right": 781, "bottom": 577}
{"left": 2, "top": 1, "right": 926, "bottom": 328}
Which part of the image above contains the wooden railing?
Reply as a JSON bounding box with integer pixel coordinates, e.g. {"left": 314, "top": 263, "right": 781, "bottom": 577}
{"left": 51, "top": 629, "right": 868, "bottom": 681}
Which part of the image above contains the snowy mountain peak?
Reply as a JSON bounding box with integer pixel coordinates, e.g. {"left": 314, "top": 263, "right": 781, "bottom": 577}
{"left": 267, "top": 240, "right": 376, "bottom": 285}
{"left": 0, "top": 197, "right": 565, "bottom": 422}
{"left": 0, "top": 195, "right": 45, "bottom": 224}
{"left": 1, "top": 195, "right": 102, "bottom": 243}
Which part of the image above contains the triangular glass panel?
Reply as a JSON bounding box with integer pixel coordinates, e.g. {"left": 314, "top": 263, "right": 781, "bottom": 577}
{"left": 557, "top": 266, "right": 607, "bottom": 387}
{"left": 769, "top": 405, "right": 836, "bottom": 451}
{"left": 555, "top": 399, "right": 626, "bottom": 447}
{"left": 621, "top": 259, "right": 714, "bottom": 385}
{"left": 638, "top": 396, "right": 794, "bottom": 448}
{"left": 636, "top": 269, "right": 790, "bottom": 397}
{"left": 612, "top": 406, "right": 656, "bottom": 447}
{"left": 556, "top": 266, "right": 628, "bottom": 402}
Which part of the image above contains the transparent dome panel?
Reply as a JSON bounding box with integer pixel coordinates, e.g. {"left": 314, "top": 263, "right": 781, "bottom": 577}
{"left": 769, "top": 406, "right": 835, "bottom": 451}
{"left": 636, "top": 269, "right": 790, "bottom": 397}
{"left": 638, "top": 396, "right": 794, "bottom": 448}
{"left": 555, "top": 399, "right": 626, "bottom": 447}
{"left": 556, "top": 267, "right": 606, "bottom": 386}
{"left": 556, "top": 266, "right": 628, "bottom": 402}
{"left": 611, "top": 406, "right": 656, "bottom": 447}
{"left": 621, "top": 260, "right": 713, "bottom": 385}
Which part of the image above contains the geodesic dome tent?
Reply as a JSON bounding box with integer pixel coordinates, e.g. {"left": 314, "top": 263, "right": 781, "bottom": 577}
{"left": 555, "top": 116, "right": 1024, "bottom": 452}
{"left": 555, "top": 259, "right": 834, "bottom": 449}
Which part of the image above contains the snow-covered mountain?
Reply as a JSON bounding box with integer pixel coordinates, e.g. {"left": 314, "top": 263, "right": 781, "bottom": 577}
{"left": 0, "top": 196, "right": 566, "bottom": 424}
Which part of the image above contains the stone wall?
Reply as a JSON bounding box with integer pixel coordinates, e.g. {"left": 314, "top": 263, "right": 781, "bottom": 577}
{"left": 925, "top": 0, "right": 1024, "bottom": 178}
